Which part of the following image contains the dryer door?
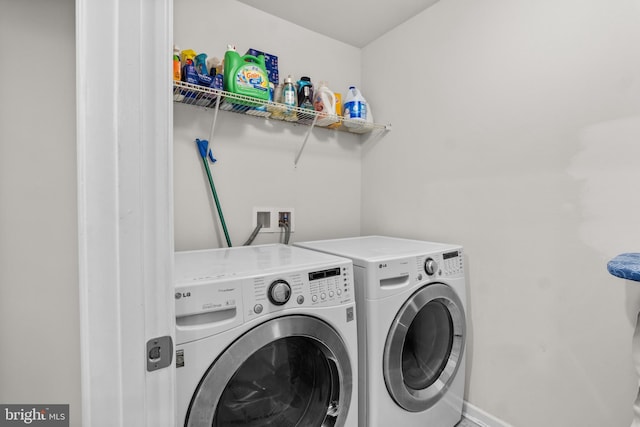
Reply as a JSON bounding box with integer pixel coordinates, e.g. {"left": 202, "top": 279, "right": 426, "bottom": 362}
{"left": 185, "top": 315, "right": 353, "bottom": 427}
{"left": 383, "top": 282, "right": 465, "bottom": 412}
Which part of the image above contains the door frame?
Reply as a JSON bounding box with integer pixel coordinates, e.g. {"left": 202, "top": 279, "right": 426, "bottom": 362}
{"left": 76, "top": 0, "right": 175, "bottom": 425}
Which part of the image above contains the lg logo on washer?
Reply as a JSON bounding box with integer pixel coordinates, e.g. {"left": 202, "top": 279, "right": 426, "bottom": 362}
{"left": 175, "top": 292, "right": 191, "bottom": 300}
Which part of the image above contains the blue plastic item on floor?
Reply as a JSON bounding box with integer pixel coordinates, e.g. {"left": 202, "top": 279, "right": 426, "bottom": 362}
{"left": 607, "top": 253, "right": 640, "bottom": 282}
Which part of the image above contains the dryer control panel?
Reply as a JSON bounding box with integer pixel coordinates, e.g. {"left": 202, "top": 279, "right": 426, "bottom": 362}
{"left": 245, "top": 261, "right": 354, "bottom": 321}
{"left": 442, "top": 249, "right": 464, "bottom": 276}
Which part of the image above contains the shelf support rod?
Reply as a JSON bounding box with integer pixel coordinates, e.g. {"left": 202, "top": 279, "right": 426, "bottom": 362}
{"left": 207, "top": 93, "right": 222, "bottom": 144}
{"left": 294, "top": 114, "right": 318, "bottom": 167}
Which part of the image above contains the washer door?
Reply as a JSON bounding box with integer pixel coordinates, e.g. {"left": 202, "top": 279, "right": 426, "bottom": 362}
{"left": 383, "top": 283, "right": 465, "bottom": 412}
{"left": 186, "top": 315, "right": 353, "bottom": 427}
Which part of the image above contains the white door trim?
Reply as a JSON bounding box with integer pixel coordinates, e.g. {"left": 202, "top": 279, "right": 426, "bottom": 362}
{"left": 76, "top": 0, "right": 175, "bottom": 425}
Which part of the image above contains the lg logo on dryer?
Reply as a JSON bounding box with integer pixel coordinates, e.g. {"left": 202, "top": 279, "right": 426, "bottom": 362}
{"left": 175, "top": 292, "right": 191, "bottom": 300}
{"left": 378, "top": 263, "right": 388, "bottom": 269}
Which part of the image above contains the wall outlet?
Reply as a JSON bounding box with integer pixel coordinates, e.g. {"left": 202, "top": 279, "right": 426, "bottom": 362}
{"left": 252, "top": 207, "right": 295, "bottom": 233}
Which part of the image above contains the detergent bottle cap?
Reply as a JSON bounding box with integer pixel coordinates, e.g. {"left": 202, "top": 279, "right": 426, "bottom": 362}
{"left": 226, "top": 44, "right": 237, "bottom": 52}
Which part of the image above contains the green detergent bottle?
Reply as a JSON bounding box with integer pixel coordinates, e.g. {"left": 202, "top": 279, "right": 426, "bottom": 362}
{"left": 224, "top": 45, "right": 269, "bottom": 106}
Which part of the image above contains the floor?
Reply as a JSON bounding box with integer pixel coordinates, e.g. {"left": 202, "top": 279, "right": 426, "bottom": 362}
{"left": 456, "top": 416, "right": 483, "bottom": 427}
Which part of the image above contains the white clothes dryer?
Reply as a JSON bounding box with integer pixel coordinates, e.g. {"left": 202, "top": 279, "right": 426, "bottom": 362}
{"left": 174, "top": 244, "right": 358, "bottom": 427}
{"left": 295, "top": 236, "right": 467, "bottom": 427}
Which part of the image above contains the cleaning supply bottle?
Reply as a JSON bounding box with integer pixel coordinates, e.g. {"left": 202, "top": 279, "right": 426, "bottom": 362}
{"left": 181, "top": 49, "right": 198, "bottom": 85}
{"left": 223, "top": 44, "right": 269, "bottom": 106}
{"left": 173, "top": 45, "right": 181, "bottom": 81}
{"left": 194, "top": 53, "right": 209, "bottom": 76}
{"left": 193, "top": 52, "right": 221, "bottom": 106}
{"left": 313, "top": 81, "right": 337, "bottom": 126}
{"left": 298, "top": 79, "right": 314, "bottom": 124}
{"left": 282, "top": 75, "right": 298, "bottom": 122}
{"left": 180, "top": 49, "right": 199, "bottom": 103}
{"left": 269, "top": 82, "right": 285, "bottom": 120}
{"left": 297, "top": 77, "right": 313, "bottom": 108}
{"left": 343, "top": 86, "right": 367, "bottom": 128}
{"left": 299, "top": 85, "right": 313, "bottom": 110}
{"left": 206, "top": 56, "right": 222, "bottom": 76}
{"left": 173, "top": 45, "right": 184, "bottom": 102}
{"left": 327, "top": 92, "right": 342, "bottom": 129}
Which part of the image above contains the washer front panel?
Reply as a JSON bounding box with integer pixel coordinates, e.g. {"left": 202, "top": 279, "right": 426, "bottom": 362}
{"left": 186, "top": 315, "right": 353, "bottom": 427}
{"left": 383, "top": 283, "right": 465, "bottom": 412}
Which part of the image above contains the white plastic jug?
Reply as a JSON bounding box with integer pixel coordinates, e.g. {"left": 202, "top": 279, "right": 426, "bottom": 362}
{"left": 314, "top": 81, "right": 338, "bottom": 126}
{"left": 343, "top": 86, "right": 367, "bottom": 128}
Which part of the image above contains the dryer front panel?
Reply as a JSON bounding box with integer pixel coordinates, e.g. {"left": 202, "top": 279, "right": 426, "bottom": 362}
{"left": 383, "top": 283, "right": 465, "bottom": 412}
{"left": 185, "top": 315, "right": 353, "bottom": 427}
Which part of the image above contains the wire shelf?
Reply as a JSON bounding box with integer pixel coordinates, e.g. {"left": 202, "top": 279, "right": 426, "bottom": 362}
{"left": 173, "top": 81, "right": 391, "bottom": 134}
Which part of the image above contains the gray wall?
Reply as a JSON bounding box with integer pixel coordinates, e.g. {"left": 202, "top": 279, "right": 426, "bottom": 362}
{"left": 0, "top": 0, "right": 81, "bottom": 425}
{"left": 361, "top": 0, "right": 640, "bottom": 425}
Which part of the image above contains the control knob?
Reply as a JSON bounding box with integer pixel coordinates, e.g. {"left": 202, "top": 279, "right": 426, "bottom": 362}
{"left": 424, "top": 258, "right": 438, "bottom": 276}
{"left": 268, "top": 280, "right": 291, "bottom": 305}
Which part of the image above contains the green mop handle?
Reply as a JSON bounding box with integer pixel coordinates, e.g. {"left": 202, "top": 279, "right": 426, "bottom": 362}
{"left": 197, "top": 139, "right": 232, "bottom": 247}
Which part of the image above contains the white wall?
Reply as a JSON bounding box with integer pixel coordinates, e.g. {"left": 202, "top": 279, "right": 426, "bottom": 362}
{"left": 362, "top": 0, "right": 640, "bottom": 426}
{"left": 173, "top": 0, "right": 365, "bottom": 250}
{"left": 0, "top": 0, "right": 81, "bottom": 424}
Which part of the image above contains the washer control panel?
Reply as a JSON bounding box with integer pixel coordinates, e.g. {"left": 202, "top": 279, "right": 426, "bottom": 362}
{"left": 246, "top": 261, "right": 354, "bottom": 321}
{"left": 416, "top": 249, "right": 464, "bottom": 280}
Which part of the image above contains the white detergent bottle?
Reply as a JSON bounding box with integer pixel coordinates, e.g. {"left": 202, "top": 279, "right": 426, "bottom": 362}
{"left": 343, "top": 86, "right": 367, "bottom": 128}
{"left": 314, "top": 81, "right": 337, "bottom": 126}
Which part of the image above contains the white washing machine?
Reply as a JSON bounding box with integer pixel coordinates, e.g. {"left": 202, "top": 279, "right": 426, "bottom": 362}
{"left": 174, "top": 244, "right": 358, "bottom": 427}
{"left": 295, "top": 236, "right": 467, "bottom": 427}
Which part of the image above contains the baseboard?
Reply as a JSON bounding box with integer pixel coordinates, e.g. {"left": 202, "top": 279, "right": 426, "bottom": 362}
{"left": 463, "top": 401, "right": 513, "bottom": 427}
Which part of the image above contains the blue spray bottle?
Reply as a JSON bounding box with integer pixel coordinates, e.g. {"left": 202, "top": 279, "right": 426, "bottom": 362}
{"left": 194, "top": 53, "right": 209, "bottom": 76}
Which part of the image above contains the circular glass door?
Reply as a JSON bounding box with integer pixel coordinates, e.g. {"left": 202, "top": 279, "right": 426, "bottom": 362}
{"left": 383, "top": 283, "right": 465, "bottom": 412}
{"left": 186, "top": 315, "right": 353, "bottom": 427}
